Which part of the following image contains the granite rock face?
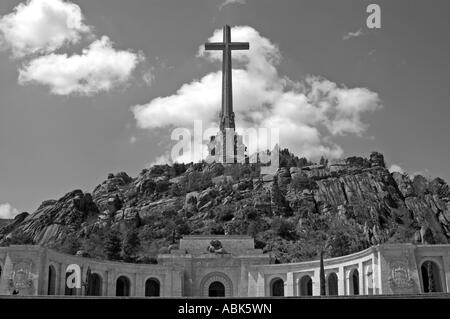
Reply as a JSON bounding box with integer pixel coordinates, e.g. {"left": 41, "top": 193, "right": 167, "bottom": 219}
{"left": 1, "top": 151, "right": 449, "bottom": 260}
{"left": 0, "top": 190, "right": 99, "bottom": 245}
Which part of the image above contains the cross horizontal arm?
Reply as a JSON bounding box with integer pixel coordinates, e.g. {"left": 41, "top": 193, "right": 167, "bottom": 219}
{"left": 205, "top": 43, "right": 225, "bottom": 50}
{"left": 229, "top": 42, "right": 250, "bottom": 50}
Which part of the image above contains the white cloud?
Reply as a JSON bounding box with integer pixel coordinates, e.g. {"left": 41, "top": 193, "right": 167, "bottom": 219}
{"left": 18, "top": 36, "right": 144, "bottom": 95}
{"left": 129, "top": 136, "right": 137, "bottom": 144}
{"left": 389, "top": 164, "right": 404, "bottom": 174}
{"left": 132, "top": 26, "right": 382, "bottom": 161}
{"left": 0, "top": 203, "right": 19, "bottom": 219}
{"left": 148, "top": 154, "right": 171, "bottom": 167}
{"left": 0, "top": 0, "right": 91, "bottom": 59}
{"left": 343, "top": 28, "right": 364, "bottom": 40}
{"left": 219, "top": 0, "right": 246, "bottom": 11}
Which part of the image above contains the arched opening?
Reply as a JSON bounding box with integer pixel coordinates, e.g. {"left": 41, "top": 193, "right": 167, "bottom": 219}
{"left": 350, "top": 269, "right": 359, "bottom": 295}
{"left": 145, "top": 278, "right": 160, "bottom": 297}
{"left": 47, "top": 265, "right": 56, "bottom": 295}
{"left": 271, "top": 278, "right": 284, "bottom": 296}
{"left": 64, "top": 271, "right": 76, "bottom": 295}
{"left": 116, "top": 276, "right": 131, "bottom": 296}
{"left": 87, "top": 273, "right": 102, "bottom": 296}
{"left": 208, "top": 281, "right": 225, "bottom": 297}
{"left": 201, "top": 273, "right": 233, "bottom": 297}
{"left": 421, "top": 261, "right": 443, "bottom": 293}
{"left": 299, "top": 275, "right": 313, "bottom": 296}
{"left": 327, "top": 273, "right": 338, "bottom": 296}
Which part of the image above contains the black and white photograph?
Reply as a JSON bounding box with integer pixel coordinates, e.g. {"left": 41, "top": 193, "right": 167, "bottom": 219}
{"left": 0, "top": 0, "right": 449, "bottom": 315}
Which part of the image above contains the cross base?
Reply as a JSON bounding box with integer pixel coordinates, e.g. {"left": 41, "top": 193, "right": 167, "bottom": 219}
{"left": 207, "top": 129, "right": 247, "bottom": 164}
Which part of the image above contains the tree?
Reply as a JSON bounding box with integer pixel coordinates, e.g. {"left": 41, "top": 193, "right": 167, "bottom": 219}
{"left": 104, "top": 230, "right": 122, "bottom": 260}
{"left": 271, "top": 218, "right": 295, "bottom": 240}
{"left": 320, "top": 251, "right": 326, "bottom": 295}
{"left": 319, "top": 156, "right": 325, "bottom": 166}
{"left": 56, "top": 233, "right": 80, "bottom": 255}
{"left": 122, "top": 228, "right": 141, "bottom": 262}
{"left": 319, "top": 156, "right": 328, "bottom": 166}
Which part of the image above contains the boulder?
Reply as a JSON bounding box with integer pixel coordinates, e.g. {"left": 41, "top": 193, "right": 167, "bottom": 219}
{"left": 392, "top": 172, "right": 415, "bottom": 198}
{"left": 277, "top": 168, "right": 291, "bottom": 191}
{"left": 412, "top": 175, "right": 429, "bottom": 196}
{"left": 429, "top": 178, "right": 450, "bottom": 198}
{"left": 369, "top": 152, "right": 385, "bottom": 168}
{"left": 197, "top": 188, "right": 218, "bottom": 208}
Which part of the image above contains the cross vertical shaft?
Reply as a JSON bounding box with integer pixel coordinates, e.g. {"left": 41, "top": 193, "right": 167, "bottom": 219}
{"left": 205, "top": 25, "right": 249, "bottom": 132}
{"left": 222, "top": 25, "right": 233, "bottom": 131}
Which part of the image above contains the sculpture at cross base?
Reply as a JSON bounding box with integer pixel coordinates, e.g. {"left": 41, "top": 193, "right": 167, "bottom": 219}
{"left": 205, "top": 25, "right": 249, "bottom": 164}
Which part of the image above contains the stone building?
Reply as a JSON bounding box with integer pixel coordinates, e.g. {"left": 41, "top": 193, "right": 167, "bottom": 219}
{"left": 0, "top": 235, "right": 449, "bottom": 297}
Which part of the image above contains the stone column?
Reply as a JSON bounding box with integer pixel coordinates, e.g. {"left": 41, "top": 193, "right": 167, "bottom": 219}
{"left": 163, "top": 272, "right": 172, "bottom": 297}
{"left": 377, "top": 250, "right": 383, "bottom": 294}
{"left": 358, "top": 262, "right": 364, "bottom": 295}
{"left": 132, "top": 272, "right": 137, "bottom": 296}
{"left": 77, "top": 264, "right": 84, "bottom": 296}
{"left": 345, "top": 269, "right": 351, "bottom": 296}
{"left": 102, "top": 270, "right": 108, "bottom": 296}
{"left": 171, "top": 270, "right": 184, "bottom": 297}
{"left": 59, "top": 263, "right": 67, "bottom": 295}
{"left": 136, "top": 273, "right": 145, "bottom": 297}
{"left": 442, "top": 255, "right": 450, "bottom": 293}
{"left": 238, "top": 262, "right": 248, "bottom": 297}
{"left": 285, "top": 272, "right": 295, "bottom": 296}
{"left": 338, "top": 266, "right": 345, "bottom": 296}
{"left": 256, "top": 272, "right": 265, "bottom": 297}
{"left": 247, "top": 271, "right": 258, "bottom": 297}
{"left": 106, "top": 269, "right": 116, "bottom": 296}
{"left": 312, "top": 269, "right": 320, "bottom": 296}
{"left": 371, "top": 257, "right": 377, "bottom": 295}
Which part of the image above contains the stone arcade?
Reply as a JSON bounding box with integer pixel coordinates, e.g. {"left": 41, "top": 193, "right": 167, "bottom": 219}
{"left": 1, "top": 236, "right": 450, "bottom": 297}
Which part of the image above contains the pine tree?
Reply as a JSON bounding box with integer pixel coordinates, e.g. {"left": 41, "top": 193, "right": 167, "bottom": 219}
{"left": 320, "top": 251, "right": 326, "bottom": 295}
{"left": 122, "top": 228, "right": 140, "bottom": 262}
{"left": 319, "top": 156, "right": 325, "bottom": 166}
{"left": 104, "top": 230, "right": 122, "bottom": 261}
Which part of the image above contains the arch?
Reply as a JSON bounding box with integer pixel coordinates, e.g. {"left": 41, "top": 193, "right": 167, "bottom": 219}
{"left": 200, "top": 272, "right": 233, "bottom": 297}
{"left": 270, "top": 278, "right": 284, "bottom": 296}
{"left": 299, "top": 275, "right": 313, "bottom": 296}
{"left": 208, "top": 281, "right": 225, "bottom": 297}
{"left": 349, "top": 269, "right": 359, "bottom": 295}
{"left": 87, "top": 273, "right": 103, "bottom": 296}
{"left": 47, "top": 265, "right": 56, "bottom": 295}
{"left": 327, "top": 273, "right": 338, "bottom": 296}
{"left": 421, "top": 260, "right": 443, "bottom": 293}
{"left": 145, "top": 278, "right": 160, "bottom": 297}
{"left": 116, "top": 276, "right": 131, "bottom": 296}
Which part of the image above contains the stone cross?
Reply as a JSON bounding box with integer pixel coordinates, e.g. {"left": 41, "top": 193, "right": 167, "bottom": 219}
{"left": 205, "top": 25, "right": 249, "bottom": 132}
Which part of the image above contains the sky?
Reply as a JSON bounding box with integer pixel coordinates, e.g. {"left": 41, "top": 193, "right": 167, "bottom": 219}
{"left": 0, "top": 0, "right": 449, "bottom": 217}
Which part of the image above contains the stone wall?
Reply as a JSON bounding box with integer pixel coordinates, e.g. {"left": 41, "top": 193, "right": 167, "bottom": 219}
{"left": 1, "top": 240, "right": 450, "bottom": 297}
{"left": 0, "top": 245, "right": 183, "bottom": 297}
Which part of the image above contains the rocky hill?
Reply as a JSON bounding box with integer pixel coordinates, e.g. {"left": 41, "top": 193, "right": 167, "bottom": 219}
{"left": 1, "top": 151, "right": 449, "bottom": 263}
